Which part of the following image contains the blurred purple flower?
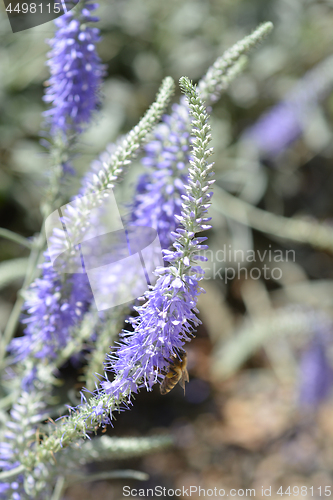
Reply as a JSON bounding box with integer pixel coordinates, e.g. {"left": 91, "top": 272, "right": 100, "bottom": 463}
{"left": 43, "top": 1, "right": 105, "bottom": 138}
{"left": 11, "top": 257, "right": 92, "bottom": 364}
{"left": 243, "top": 56, "right": 333, "bottom": 157}
{"left": 245, "top": 103, "right": 302, "bottom": 157}
{"left": 299, "top": 334, "right": 333, "bottom": 408}
{"left": 132, "top": 99, "right": 191, "bottom": 249}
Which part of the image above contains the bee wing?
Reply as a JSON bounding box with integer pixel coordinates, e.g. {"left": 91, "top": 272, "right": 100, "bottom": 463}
{"left": 179, "top": 368, "right": 189, "bottom": 394}
{"left": 160, "top": 378, "right": 168, "bottom": 395}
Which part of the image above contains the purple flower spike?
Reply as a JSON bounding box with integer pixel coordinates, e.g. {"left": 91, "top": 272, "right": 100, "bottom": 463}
{"left": 10, "top": 255, "right": 92, "bottom": 363}
{"left": 43, "top": 1, "right": 105, "bottom": 137}
{"left": 99, "top": 78, "right": 214, "bottom": 401}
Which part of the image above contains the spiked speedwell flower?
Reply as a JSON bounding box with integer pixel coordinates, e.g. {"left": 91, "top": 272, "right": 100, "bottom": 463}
{"left": 43, "top": 1, "right": 105, "bottom": 137}
{"left": 101, "top": 77, "right": 214, "bottom": 399}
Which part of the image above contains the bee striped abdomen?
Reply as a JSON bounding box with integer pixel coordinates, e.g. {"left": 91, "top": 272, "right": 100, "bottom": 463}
{"left": 160, "top": 351, "right": 189, "bottom": 395}
{"left": 160, "top": 370, "right": 180, "bottom": 395}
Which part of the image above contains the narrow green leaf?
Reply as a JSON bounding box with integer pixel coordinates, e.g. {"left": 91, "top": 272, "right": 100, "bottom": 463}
{"left": 0, "top": 464, "right": 25, "bottom": 481}
{"left": 67, "top": 470, "right": 149, "bottom": 485}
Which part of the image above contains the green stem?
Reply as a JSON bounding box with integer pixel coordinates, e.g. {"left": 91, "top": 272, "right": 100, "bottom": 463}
{"left": 67, "top": 470, "right": 149, "bottom": 485}
{"left": 0, "top": 231, "right": 45, "bottom": 370}
{"left": 84, "top": 305, "right": 130, "bottom": 392}
{"left": 51, "top": 476, "right": 66, "bottom": 500}
{"left": 0, "top": 228, "right": 32, "bottom": 249}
